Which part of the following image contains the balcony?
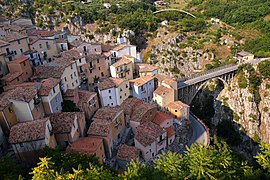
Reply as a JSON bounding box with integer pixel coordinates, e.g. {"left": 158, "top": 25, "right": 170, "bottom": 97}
{"left": 89, "top": 64, "right": 96, "bottom": 70}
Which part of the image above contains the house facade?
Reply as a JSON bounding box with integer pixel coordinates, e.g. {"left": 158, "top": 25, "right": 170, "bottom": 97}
{"left": 97, "top": 77, "right": 130, "bottom": 107}
{"left": 50, "top": 112, "right": 85, "bottom": 147}
{"left": 166, "top": 101, "right": 190, "bottom": 120}
{"left": 153, "top": 84, "right": 174, "bottom": 109}
{"left": 134, "top": 121, "right": 167, "bottom": 162}
{"left": 87, "top": 106, "right": 125, "bottom": 158}
{"left": 7, "top": 56, "right": 33, "bottom": 82}
{"left": 110, "top": 56, "right": 134, "bottom": 80}
{"left": 129, "top": 76, "right": 155, "bottom": 102}
{"left": 39, "top": 78, "right": 63, "bottom": 115}
{"left": 9, "top": 118, "right": 57, "bottom": 162}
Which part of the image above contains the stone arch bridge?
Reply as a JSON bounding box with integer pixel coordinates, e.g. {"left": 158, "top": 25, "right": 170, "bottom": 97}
{"left": 177, "top": 58, "right": 269, "bottom": 104}
{"left": 153, "top": 9, "right": 196, "bottom": 18}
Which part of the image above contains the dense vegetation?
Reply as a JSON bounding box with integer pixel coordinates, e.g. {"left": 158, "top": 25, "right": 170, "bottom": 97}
{"left": 2, "top": 138, "right": 269, "bottom": 179}
{"left": 189, "top": 0, "right": 270, "bottom": 57}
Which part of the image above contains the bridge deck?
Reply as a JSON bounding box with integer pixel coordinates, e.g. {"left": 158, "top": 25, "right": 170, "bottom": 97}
{"left": 177, "top": 58, "right": 269, "bottom": 89}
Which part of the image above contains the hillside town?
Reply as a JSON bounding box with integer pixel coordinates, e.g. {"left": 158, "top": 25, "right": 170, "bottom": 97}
{"left": 0, "top": 18, "right": 193, "bottom": 169}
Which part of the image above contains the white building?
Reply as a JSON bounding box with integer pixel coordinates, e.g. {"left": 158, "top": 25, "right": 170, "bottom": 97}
{"left": 97, "top": 77, "right": 130, "bottom": 107}
{"left": 129, "top": 76, "right": 155, "bottom": 102}
{"left": 111, "top": 44, "right": 141, "bottom": 62}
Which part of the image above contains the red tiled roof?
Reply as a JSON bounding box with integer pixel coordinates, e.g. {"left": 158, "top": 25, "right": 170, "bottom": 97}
{"left": 120, "top": 97, "right": 143, "bottom": 116}
{"left": 130, "top": 103, "right": 156, "bottom": 122}
{"left": 9, "top": 118, "right": 49, "bottom": 144}
{"left": 11, "top": 56, "right": 28, "bottom": 64}
{"left": 135, "top": 121, "right": 165, "bottom": 147}
{"left": 39, "top": 78, "right": 60, "bottom": 96}
{"left": 166, "top": 127, "right": 175, "bottom": 138}
{"left": 166, "top": 101, "right": 189, "bottom": 109}
{"left": 153, "top": 85, "right": 173, "bottom": 97}
{"left": 97, "top": 77, "right": 127, "bottom": 91}
{"left": 153, "top": 112, "right": 173, "bottom": 125}
{"left": 66, "top": 137, "right": 103, "bottom": 156}
{"left": 129, "top": 76, "right": 154, "bottom": 87}
{"left": 50, "top": 112, "right": 78, "bottom": 134}
{"left": 2, "top": 72, "right": 23, "bottom": 82}
{"left": 116, "top": 144, "right": 139, "bottom": 162}
{"left": 56, "top": 38, "right": 67, "bottom": 43}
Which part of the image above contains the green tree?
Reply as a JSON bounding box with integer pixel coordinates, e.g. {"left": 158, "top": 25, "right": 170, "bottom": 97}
{"left": 255, "top": 143, "right": 270, "bottom": 177}
{"left": 61, "top": 100, "right": 80, "bottom": 112}
{"left": 0, "top": 156, "right": 24, "bottom": 180}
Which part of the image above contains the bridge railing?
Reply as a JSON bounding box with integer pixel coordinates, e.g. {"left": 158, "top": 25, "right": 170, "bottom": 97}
{"left": 178, "top": 63, "right": 237, "bottom": 83}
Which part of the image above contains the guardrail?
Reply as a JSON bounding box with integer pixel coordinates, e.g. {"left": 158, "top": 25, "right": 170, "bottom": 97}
{"left": 190, "top": 112, "right": 210, "bottom": 147}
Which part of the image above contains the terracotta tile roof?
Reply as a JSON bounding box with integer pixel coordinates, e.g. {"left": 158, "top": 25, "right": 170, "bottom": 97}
{"left": 153, "top": 85, "right": 173, "bottom": 97}
{"left": 50, "top": 112, "right": 79, "bottom": 134}
{"left": 0, "top": 92, "right": 12, "bottom": 111}
{"left": 136, "top": 63, "right": 158, "bottom": 72}
{"left": 116, "top": 144, "right": 139, "bottom": 161}
{"left": 135, "top": 121, "right": 165, "bottom": 147}
{"left": 153, "top": 112, "right": 173, "bottom": 125}
{"left": 0, "top": 32, "right": 27, "bottom": 42}
{"left": 2, "top": 24, "right": 25, "bottom": 32}
{"left": 64, "top": 89, "right": 76, "bottom": 98}
{"left": 154, "top": 74, "right": 176, "bottom": 88}
{"left": 10, "top": 56, "right": 28, "bottom": 64}
{"left": 66, "top": 137, "right": 103, "bottom": 156}
{"left": 86, "top": 53, "right": 106, "bottom": 63}
{"left": 61, "top": 49, "right": 83, "bottom": 60}
{"left": 53, "top": 56, "right": 75, "bottom": 68}
{"left": 236, "top": 51, "right": 253, "bottom": 57}
{"left": 129, "top": 76, "right": 154, "bottom": 87}
{"left": 111, "top": 57, "right": 132, "bottom": 68}
{"left": 9, "top": 118, "right": 49, "bottom": 144}
{"left": 113, "top": 44, "right": 131, "bottom": 51}
{"left": 77, "top": 90, "right": 97, "bottom": 109}
{"left": 93, "top": 106, "right": 123, "bottom": 121}
{"left": 97, "top": 77, "right": 127, "bottom": 91}
{"left": 8, "top": 86, "right": 38, "bottom": 102}
{"left": 39, "top": 78, "right": 60, "bottom": 96}
{"left": 28, "top": 36, "right": 40, "bottom": 45}
{"left": 32, "top": 30, "right": 62, "bottom": 37}
{"left": 1, "top": 72, "right": 23, "bottom": 82}
{"left": 87, "top": 120, "right": 111, "bottom": 137}
{"left": 166, "top": 101, "right": 189, "bottom": 109}
{"left": 101, "top": 44, "right": 115, "bottom": 52}
{"left": 69, "top": 39, "right": 83, "bottom": 47}
{"left": 56, "top": 38, "right": 67, "bottom": 43}
{"left": 120, "top": 97, "right": 143, "bottom": 116}
{"left": 33, "top": 65, "right": 65, "bottom": 80}
{"left": 130, "top": 103, "right": 156, "bottom": 122}
{"left": 166, "top": 127, "right": 175, "bottom": 138}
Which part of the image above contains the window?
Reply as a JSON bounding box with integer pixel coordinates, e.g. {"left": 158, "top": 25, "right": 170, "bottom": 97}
{"left": 53, "top": 87, "right": 56, "bottom": 93}
{"left": 141, "top": 86, "right": 144, "bottom": 91}
{"left": 8, "top": 107, "right": 13, "bottom": 113}
{"left": 74, "top": 72, "right": 76, "bottom": 76}
{"left": 56, "top": 107, "right": 59, "bottom": 111}
{"left": 120, "top": 96, "right": 122, "bottom": 99}
{"left": 73, "top": 122, "right": 75, "bottom": 128}
{"left": 79, "top": 58, "right": 81, "bottom": 63}
{"left": 175, "top": 110, "right": 178, "bottom": 112}
{"left": 120, "top": 88, "right": 122, "bottom": 92}
{"left": 101, "top": 72, "right": 104, "bottom": 77}
{"left": 71, "top": 64, "right": 73, "bottom": 69}
{"left": 14, "top": 51, "right": 17, "bottom": 55}
{"left": 111, "top": 103, "right": 113, "bottom": 106}
{"left": 71, "top": 74, "right": 73, "bottom": 79}
{"left": 125, "top": 93, "right": 126, "bottom": 96}
{"left": 25, "top": 72, "right": 28, "bottom": 75}
{"left": 19, "top": 143, "right": 24, "bottom": 148}
{"left": 98, "top": 67, "right": 100, "bottom": 70}
{"left": 97, "top": 59, "right": 100, "bottom": 63}
{"left": 64, "top": 77, "right": 67, "bottom": 82}
{"left": 18, "top": 40, "right": 21, "bottom": 44}
{"left": 108, "top": 90, "right": 111, "bottom": 93}
{"left": 39, "top": 44, "right": 42, "bottom": 48}
{"left": 56, "top": 97, "right": 58, "bottom": 102}
{"left": 109, "top": 96, "right": 112, "bottom": 99}
{"left": 72, "top": 83, "right": 74, "bottom": 87}
{"left": 150, "top": 149, "right": 151, "bottom": 152}
{"left": 23, "top": 61, "right": 26, "bottom": 66}
{"left": 90, "top": 70, "right": 92, "bottom": 73}
{"left": 46, "top": 42, "right": 49, "bottom": 49}
{"left": 76, "top": 80, "right": 78, "bottom": 84}
{"left": 94, "top": 48, "right": 97, "bottom": 52}
{"left": 20, "top": 48, "right": 23, "bottom": 54}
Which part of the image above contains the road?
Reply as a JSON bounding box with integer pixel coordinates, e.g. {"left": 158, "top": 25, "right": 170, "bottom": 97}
{"left": 188, "top": 114, "right": 209, "bottom": 147}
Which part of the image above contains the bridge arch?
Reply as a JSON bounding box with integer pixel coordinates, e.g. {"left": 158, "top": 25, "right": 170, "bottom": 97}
{"left": 153, "top": 9, "right": 196, "bottom": 18}
{"left": 189, "top": 77, "right": 228, "bottom": 105}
